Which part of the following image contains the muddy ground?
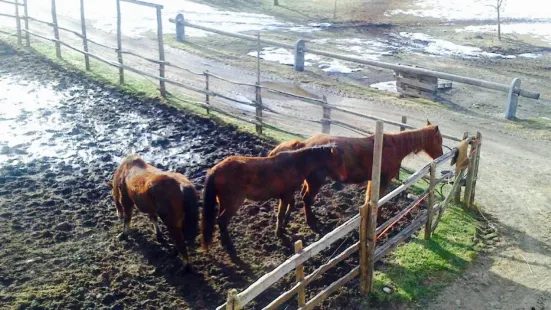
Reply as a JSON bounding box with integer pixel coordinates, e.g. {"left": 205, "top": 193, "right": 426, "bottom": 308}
{"left": 0, "top": 41, "right": 427, "bottom": 309}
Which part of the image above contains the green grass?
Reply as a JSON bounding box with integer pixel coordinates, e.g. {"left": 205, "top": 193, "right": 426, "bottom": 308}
{"left": 363, "top": 171, "right": 480, "bottom": 305}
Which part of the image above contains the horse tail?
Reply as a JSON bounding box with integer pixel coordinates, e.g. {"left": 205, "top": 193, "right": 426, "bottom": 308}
{"left": 182, "top": 185, "right": 200, "bottom": 244}
{"left": 201, "top": 172, "right": 217, "bottom": 251}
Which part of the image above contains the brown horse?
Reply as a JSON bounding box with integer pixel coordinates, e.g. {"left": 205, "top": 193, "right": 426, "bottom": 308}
{"left": 107, "top": 154, "right": 200, "bottom": 268}
{"left": 201, "top": 144, "right": 347, "bottom": 256}
{"left": 268, "top": 120, "right": 443, "bottom": 233}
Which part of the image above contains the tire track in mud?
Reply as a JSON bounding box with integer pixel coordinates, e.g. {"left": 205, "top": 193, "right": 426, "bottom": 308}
{"left": 0, "top": 41, "right": 424, "bottom": 309}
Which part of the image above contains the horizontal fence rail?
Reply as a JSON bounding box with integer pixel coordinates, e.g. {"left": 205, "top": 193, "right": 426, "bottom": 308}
{"left": 170, "top": 15, "right": 541, "bottom": 119}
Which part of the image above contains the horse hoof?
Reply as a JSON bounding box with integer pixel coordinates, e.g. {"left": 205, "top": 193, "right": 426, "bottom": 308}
{"left": 117, "top": 232, "right": 128, "bottom": 241}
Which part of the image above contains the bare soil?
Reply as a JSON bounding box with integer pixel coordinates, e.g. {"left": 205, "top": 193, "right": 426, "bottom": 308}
{"left": 0, "top": 42, "right": 427, "bottom": 310}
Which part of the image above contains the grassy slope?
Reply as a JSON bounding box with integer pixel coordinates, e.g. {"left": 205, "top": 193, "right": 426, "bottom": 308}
{"left": 1, "top": 36, "right": 480, "bottom": 307}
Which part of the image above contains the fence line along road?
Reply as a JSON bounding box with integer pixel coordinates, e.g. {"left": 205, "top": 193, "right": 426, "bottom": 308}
{"left": 170, "top": 14, "right": 541, "bottom": 120}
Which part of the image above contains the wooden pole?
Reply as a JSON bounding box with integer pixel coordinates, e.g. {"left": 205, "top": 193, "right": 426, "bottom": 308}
{"left": 321, "top": 95, "right": 331, "bottom": 134}
{"left": 463, "top": 138, "right": 478, "bottom": 207}
{"left": 295, "top": 240, "right": 305, "bottom": 307}
{"left": 156, "top": 6, "right": 166, "bottom": 98}
{"left": 424, "top": 162, "right": 436, "bottom": 239}
{"left": 400, "top": 116, "right": 407, "bottom": 131}
{"left": 79, "top": 0, "right": 90, "bottom": 71}
{"left": 14, "top": 0, "right": 21, "bottom": 45}
{"left": 226, "top": 289, "right": 240, "bottom": 310}
{"left": 468, "top": 132, "right": 482, "bottom": 207}
{"left": 255, "top": 33, "right": 262, "bottom": 134}
{"left": 454, "top": 132, "right": 469, "bottom": 204}
{"left": 22, "top": 0, "right": 29, "bottom": 46}
{"left": 116, "top": 0, "right": 124, "bottom": 84}
{"left": 363, "top": 120, "right": 383, "bottom": 294}
{"left": 205, "top": 70, "right": 210, "bottom": 114}
{"left": 51, "top": 0, "right": 61, "bottom": 58}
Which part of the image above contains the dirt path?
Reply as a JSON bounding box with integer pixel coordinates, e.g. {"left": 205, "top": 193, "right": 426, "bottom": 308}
{"left": 5, "top": 6, "right": 551, "bottom": 309}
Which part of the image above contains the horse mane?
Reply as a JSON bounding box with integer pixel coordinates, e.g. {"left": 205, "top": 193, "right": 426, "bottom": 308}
{"left": 278, "top": 143, "right": 337, "bottom": 156}
{"left": 121, "top": 154, "right": 147, "bottom": 168}
{"left": 388, "top": 127, "right": 437, "bottom": 156}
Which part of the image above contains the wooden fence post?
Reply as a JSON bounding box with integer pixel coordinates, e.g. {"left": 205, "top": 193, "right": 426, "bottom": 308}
{"left": 463, "top": 138, "right": 478, "bottom": 208}
{"left": 362, "top": 120, "right": 383, "bottom": 295}
{"left": 22, "top": 0, "right": 29, "bottom": 46}
{"left": 116, "top": 0, "right": 124, "bottom": 84}
{"left": 226, "top": 289, "right": 240, "bottom": 310}
{"left": 454, "top": 132, "right": 468, "bottom": 204}
{"left": 468, "top": 132, "right": 482, "bottom": 207}
{"left": 79, "top": 0, "right": 90, "bottom": 71}
{"left": 321, "top": 95, "right": 331, "bottom": 134}
{"left": 204, "top": 70, "right": 210, "bottom": 114}
{"left": 156, "top": 6, "right": 166, "bottom": 98}
{"left": 294, "top": 39, "right": 305, "bottom": 72}
{"left": 14, "top": 0, "right": 21, "bottom": 45}
{"left": 505, "top": 78, "right": 521, "bottom": 120}
{"left": 51, "top": 0, "right": 61, "bottom": 58}
{"left": 255, "top": 83, "right": 263, "bottom": 134}
{"left": 175, "top": 13, "right": 185, "bottom": 42}
{"left": 400, "top": 116, "right": 407, "bottom": 131}
{"left": 295, "top": 240, "right": 306, "bottom": 307}
{"left": 424, "top": 162, "right": 436, "bottom": 239}
{"left": 255, "top": 33, "right": 263, "bottom": 134}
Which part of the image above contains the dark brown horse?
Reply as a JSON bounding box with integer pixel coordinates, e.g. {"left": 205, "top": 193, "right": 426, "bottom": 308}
{"left": 107, "top": 154, "right": 200, "bottom": 268}
{"left": 201, "top": 144, "right": 347, "bottom": 256}
{"left": 268, "top": 120, "right": 444, "bottom": 233}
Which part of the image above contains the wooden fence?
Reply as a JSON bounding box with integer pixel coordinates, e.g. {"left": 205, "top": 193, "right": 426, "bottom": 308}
{"left": 169, "top": 14, "right": 541, "bottom": 120}
{"left": 217, "top": 123, "right": 481, "bottom": 309}
{"left": 0, "top": 2, "right": 484, "bottom": 308}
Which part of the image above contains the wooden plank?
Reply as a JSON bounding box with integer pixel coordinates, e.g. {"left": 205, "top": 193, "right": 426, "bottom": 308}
{"left": 205, "top": 71, "right": 210, "bottom": 114}
{"left": 0, "top": 0, "right": 24, "bottom": 5}
{"left": 463, "top": 139, "right": 477, "bottom": 207}
{"left": 375, "top": 212, "right": 428, "bottom": 261}
{"left": 400, "top": 116, "right": 407, "bottom": 132}
{"left": 468, "top": 132, "right": 482, "bottom": 207}
{"left": 397, "top": 76, "right": 438, "bottom": 91}
{"left": 79, "top": 0, "right": 90, "bottom": 70}
{"left": 156, "top": 6, "right": 166, "bottom": 98}
{"left": 116, "top": 0, "right": 124, "bottom": 84}
{"left": 14, "top": 0, "right": 21, "bottom": 45}
{"left": 397, "top": 86, "right": 436, "bottom": 101}
{"left": 51, "top": 0, "right": 61, "bottom": 58}
{"left": 22, "top": 0, "right": 28, "bottom": 46}
{"left": 366, "top": 120, "right": 384, "bottom": 293}
{"left": 425, "top": 162, "right": 436, "bottom": 239}
{"left": 263, "top": 241, "right": 360, "bottom": 310}
{"left": 454, "top": 132, "right": 469, "bottom": 203}
{"left": 301, "top": 266, "right": 360, "bottom": 310}
{"left": 432, "top": 169, "right": 465, "bottom": 233}
{"left": 232, "top": 214, "right": 361, "bottom": 309}
{"left": 295, "top": 241, "right": 305, "bottom": 307}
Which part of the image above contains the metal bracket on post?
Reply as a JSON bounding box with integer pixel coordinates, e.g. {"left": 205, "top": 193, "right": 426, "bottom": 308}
{"left": 175, "top": 13, "right": 185, "bottom": 42}
{"left": 294, "top": 39, "right": 305, "bottom": 72}
{"left": 505, "top": 77, "right": 521, "bottom": 120}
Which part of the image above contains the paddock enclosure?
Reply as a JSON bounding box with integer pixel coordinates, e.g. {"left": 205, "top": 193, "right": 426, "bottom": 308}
{"left": 0, "top": 41, "right": 465, "bottom": 309}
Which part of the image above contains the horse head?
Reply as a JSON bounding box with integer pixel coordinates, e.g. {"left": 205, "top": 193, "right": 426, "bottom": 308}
{"left": 423, "top": 120, "right": 444, "bottom": 159}
{"left": 313, "top": 143, "right": 347, "bottom": 182}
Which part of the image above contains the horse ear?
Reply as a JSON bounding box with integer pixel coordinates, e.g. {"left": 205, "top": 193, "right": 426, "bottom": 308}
{"left": 426, "top": 119, "right": 431, "bottom": 125}
{"left": 435, "top": 125, "right": 439, "bottom": 132}
{"left": 105, "top": 181, "right": 113, "bottom": 188}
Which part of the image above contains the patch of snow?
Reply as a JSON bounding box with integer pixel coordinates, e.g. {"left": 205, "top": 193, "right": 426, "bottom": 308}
{"left": 318, "top": 60, "right": 362, "bottom": 74}
{"left": 370, "top": 81, "right": 398, "bottom": 94}
{"left": 247, "top": 47, "right": 320, "bottom": 66}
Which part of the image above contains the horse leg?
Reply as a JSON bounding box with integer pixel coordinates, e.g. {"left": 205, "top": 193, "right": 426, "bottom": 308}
{"left": 118, "top": 193, "right": 134, "bottom": 240}
{"left": 283, "top": 195, "right": 296, "bottom": 228}
{"left": 165, "top": 219, "right": 191, "bottom": 270}
{"left": 217, "top": 196, "right": 241, "bottom": 257}
{"left": 302, "top": 176, "right": 324, "bottom": 233}
{"left": 275, "top": 193, "right": 293, "bottom": 238}
{"left": 149, "top": 214, "right": 163, "bottom": 241}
